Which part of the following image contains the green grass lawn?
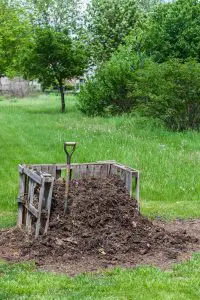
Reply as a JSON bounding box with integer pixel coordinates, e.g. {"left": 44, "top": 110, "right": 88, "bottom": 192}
{"left": 0, "top": 254, "right": 199, "bottom": 300}
{"left": 0, "top": 94, "right": 200, "bottom": 223}
{"left": 0, "top": 94, "right": 200, "bottom": 299}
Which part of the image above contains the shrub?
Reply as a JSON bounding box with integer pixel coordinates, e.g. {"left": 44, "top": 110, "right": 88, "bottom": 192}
{"left": 64, "top": 83, "right": 74, "bottom": 91}
{"left": 133, "top": 59, "right": 200, "bottom": 131}
{"left": 78, "top": 46, "right": 142, "bottom": 115}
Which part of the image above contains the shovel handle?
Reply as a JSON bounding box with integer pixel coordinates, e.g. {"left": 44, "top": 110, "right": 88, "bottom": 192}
{"left": 64, "top": 142, "right": 76, "bottom": 164}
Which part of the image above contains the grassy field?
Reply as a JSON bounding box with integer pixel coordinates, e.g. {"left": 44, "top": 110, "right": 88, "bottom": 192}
{"left": 0, "top": 255, "right": 200, "bottom": 299}
{"left": 0, "top": 94, "right": 200, "bottom": 225}
{"left": 0, "top": 94, "right": 200, "bottom": 299}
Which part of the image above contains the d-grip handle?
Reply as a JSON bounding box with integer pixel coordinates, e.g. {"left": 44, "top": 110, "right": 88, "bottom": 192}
{"left": 64, "top": 142, "right": 76, "bottom": 164}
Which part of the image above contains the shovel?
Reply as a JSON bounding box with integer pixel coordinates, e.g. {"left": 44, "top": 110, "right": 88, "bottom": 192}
{"left": 64, "top": 142, "right": 77, "bottom": 215}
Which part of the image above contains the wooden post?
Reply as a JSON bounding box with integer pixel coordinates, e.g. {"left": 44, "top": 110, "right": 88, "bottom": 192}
{"left": 56, "top": 169, "right": 62, "bottom": 179}
{"left": 35, "top": 179, "right": 45, "bottom": 238}
{"left": 126, "top": 171, "right": 132, "bottom": 197}
{"left": 17, "top": 171, "right": 25, "bottom": 227}
{"left": 135, "top": 172, "right": 140, "bottom": 211}
{"left": 26, "top": 179, "right": 34, "bottom": 233}
{"left": 44, "top": 180, "right": 54, "bottom": 234}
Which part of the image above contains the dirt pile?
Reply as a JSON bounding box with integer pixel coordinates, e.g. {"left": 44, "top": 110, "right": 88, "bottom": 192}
{"left": 38, "top": 176, "right": 191, "bottom": 258}
{"left": 0, "top": 176, "right": 199, "bottom": 273}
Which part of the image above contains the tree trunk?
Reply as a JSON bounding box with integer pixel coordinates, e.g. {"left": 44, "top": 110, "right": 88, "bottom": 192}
{"left": 59, "top": 82, "right": 65, "bottom": 113}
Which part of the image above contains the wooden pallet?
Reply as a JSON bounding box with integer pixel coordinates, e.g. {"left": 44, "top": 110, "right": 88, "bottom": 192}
{"left": 17, "top": 165, "right": 54, "bottom": 238}
{"left": 17, "top": 161, "right": 140, "bottom": 238}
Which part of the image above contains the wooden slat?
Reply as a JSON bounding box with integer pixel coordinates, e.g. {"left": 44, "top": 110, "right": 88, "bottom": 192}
{"left": 100, "top": 164, "right": 109, "bottom": 179}
{"left": 56, "top": 169, "right": 61, "bottom": 179}
{"left": 23, "top": 167, "right": 42, "bottom": 184}
{"left": 73, "top": 165, "right": 80, "bottom": 179}
{"left": 25, "top": 203, "right": 39, "bottom": 218}
{"left": 18, "top": 164, "right": 24, "bottom": 174}
{"left": 112, "top": 163, "right": 139, "bottom": 174}
{"left": 34, "top": 165, "right": 41, "bottom": 172}
{"left": 125, "top": 171, "right": 132, "bottom": 197}
{"left": 79, "top": 164, "right": 87, "bottom": 179}
{"left": 120, "top": 169, "right": 126, "bottom": 183}
{"left": 85, "top": 164, "right": 94, "bottom": 178}
{"left": 55, "top": 162, "right": 112, "bottom": 170}
{"left": 32, "top": 164, "right": 52, "bottom": 169}
{"left": 44, "top": 180, "right": 54, "bottom": 234}
{"left": 110, "top": 164, "right": 117, "bottom": 175}
{"left": 43, "top": 176, "right": 53, "bottom": 183}
{"left": 35, "top": 180, "right": 45, "bottom": 238}
{"left": 41, "top": 165, "right": 49, "bottom": 173}
{"left": 93, "top": 164, "right": 102, "bottom": 178}
{"left": 25, "top": 162, "right": 139, "bottom": 175}
{"left": 48, "top": 165, "right": 56, "bottom": 178}
{"left": 135, "top": 173, "right": 140, "bottom": 211}
{"left": 17, "top": 172, "right": 25, "bottom": 227}
{"left": 96, "top": 160, "right": 116, "bottom": 164}
{"left": 26, "top": 179, "right": 35, "bottom": 233}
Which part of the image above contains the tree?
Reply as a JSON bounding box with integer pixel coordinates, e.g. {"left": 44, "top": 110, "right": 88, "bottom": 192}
{"left": 0, "top": 0, "right": 30, "bottom": 76}
{"left": 143, "top": 0, "right": 200, "bottom": 62}
{"left": 13, "top": 0, "right": 82, "bottom": 32}
{"left": 22, "top": 27, "right": 87, "bottom": 112}
{"left": 84, "top": 0, "right": 138, "bottom": 64}
{"left": 137, "top": 0, "right": 161, "bottom": 12}
{"left": 78, "top": 45, "right": 143, "bottom": 115}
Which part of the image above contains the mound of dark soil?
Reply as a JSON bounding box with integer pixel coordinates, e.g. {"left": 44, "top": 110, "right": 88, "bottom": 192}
{"left": 0, "top": 176, "right": 199, "bottom": 274}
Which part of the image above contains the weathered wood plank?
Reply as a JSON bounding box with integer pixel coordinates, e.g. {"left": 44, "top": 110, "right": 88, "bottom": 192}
{"left": 55, "top": 162, "right": 112, "bottom": 170}
{"left": 135, "top": 173, "right": 140, "bottom": 211}
{"left": 120, "top": 169, "right": 126, "bottom": 183}
{"left": 56, "top": 169, "right": 62, "bottom": 179}
{"left": 125, "top": 171, "right": 132, "bottom": 197}
{"left": 100, "top": 164, "right": 109, "bottom": 179}
{"left": 48, "top": 165, "right": 56, "bottom": 178}
{"left": 35, "top": 180, "right": 45, "bottom": 238}
{"left": 93, "top": 164, "right": 101, "bottom": 178}
{"left": 73, "top": 165, "right": 80, "bottom": 179}
{"left": 96, "top": 160, "right": 116, "bottom": 164}
{"left": 86, "top": 164, "right": 93, "bottom": 178}
{"left": 25, "top": 203, "right": 39, "bottom": 218}
{"left": 79, "top": 164, "right": 88, "bottom": 179}
{"left": 26, "top": 179, "right": 35, "bottom": 233}
{"left": 23, "top": 167, "right": 42, "bottom": 184}
{"left": 41, "top": 165, "right": 49, "bottom": 173}
{"left": 44, "top": 180, "right": 54, "bottom": 234}
{"left": 112, "top": 163, "right": 139, "bottom": 173}
{"left": 110, "top": 164, "right": 117, "bottom": 175}
{"left": 17, "top": 172, "right": 25, "bottom": 227}
{"left": 18, "top": 164, "right": 24, "bottom": 174}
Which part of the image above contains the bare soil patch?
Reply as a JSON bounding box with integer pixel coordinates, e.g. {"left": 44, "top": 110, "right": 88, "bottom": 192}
{"left": 0, "top": 176, "right": 199, "bottom": 275}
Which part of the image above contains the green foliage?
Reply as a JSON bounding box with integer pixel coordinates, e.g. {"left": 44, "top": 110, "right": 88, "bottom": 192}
{"left": 134, "top": 59, "right": 200, "bottom": 131}
{"left": 78, "top": 46, "right": 142, "bottom": 115}
{"left": 137, "top": 0, "right": 161, "bottom": 12}
{"left": 84, "top": 0, "right": 138, "bottom": 64}
{"left": 143, "top": 0, "right": 200, "bottom": 62}
{"left": 64, "top": 82, "right": 75, "bottom": 91}
{"left": 23, "top": 27, "right": 85, "bottom": 86}
{"left": 22, "top": 27, "right": 87, "bottom": 111}
{"left": 12, "top": 0, "right": 82, "bottom": 32}
{"left": 0, "top": 0, "right": 30, "bottom": 75}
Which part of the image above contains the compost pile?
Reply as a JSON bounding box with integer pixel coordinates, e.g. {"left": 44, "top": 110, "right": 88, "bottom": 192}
{"left": 21, "top": 177, "right": 197, "bottom": 260}
{"left": 0, "top": 176, "right": 198, "bottom": 272}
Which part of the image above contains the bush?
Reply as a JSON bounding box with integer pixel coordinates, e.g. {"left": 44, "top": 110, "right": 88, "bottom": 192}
{"left": 133, "top": 59, "right": 200, "bottom": 131}
{"left": 64, "top": 83, "right": 74, "bottom": 91}
{"left": 78, "top": 46, "right": 142, "bottom": 115}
